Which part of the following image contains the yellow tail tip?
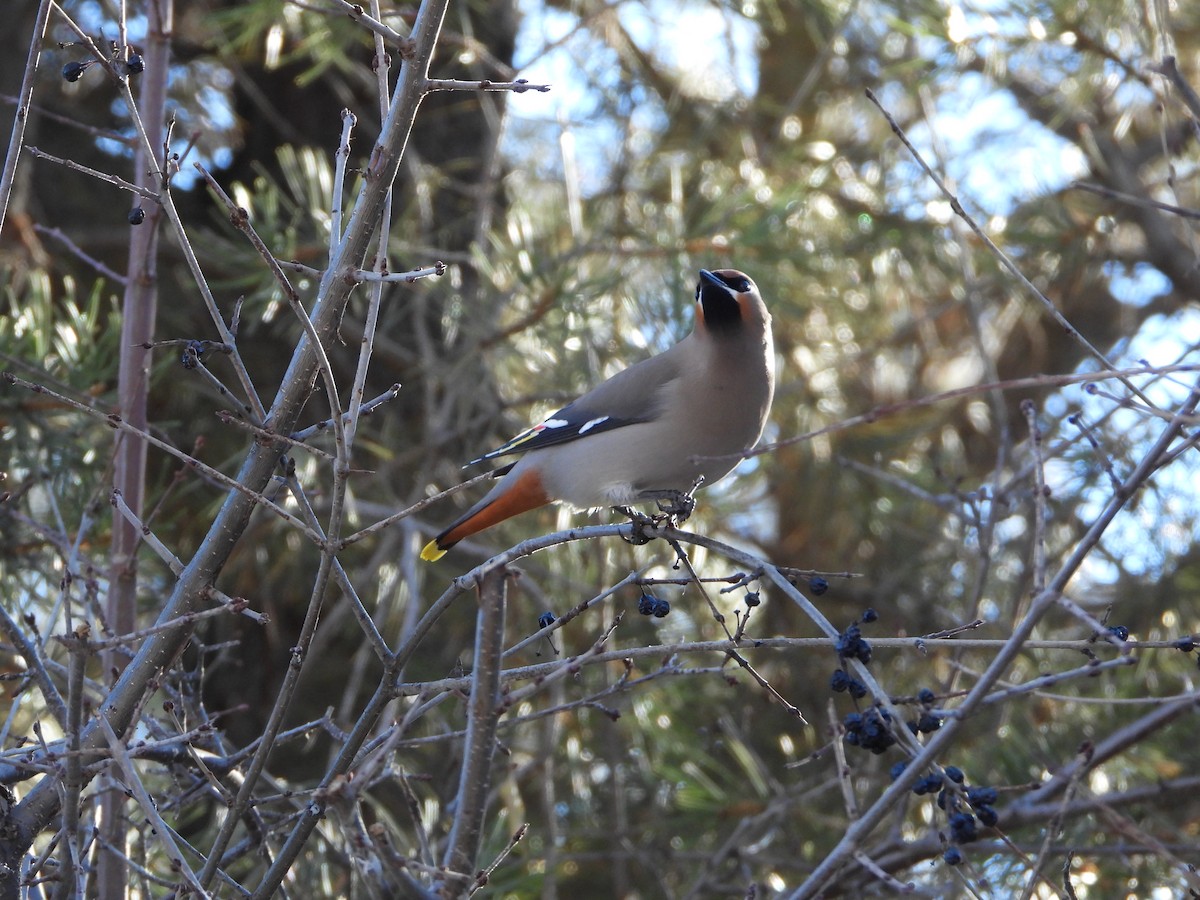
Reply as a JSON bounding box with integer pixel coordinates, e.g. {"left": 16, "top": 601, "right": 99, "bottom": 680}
{"left": 421, "top": 540, "right": 447, "bottom": 562}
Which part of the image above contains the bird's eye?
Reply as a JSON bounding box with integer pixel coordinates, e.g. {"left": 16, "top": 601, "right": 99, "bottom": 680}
{"left": 730, "top": 277, "right": 751, "bottom": 293}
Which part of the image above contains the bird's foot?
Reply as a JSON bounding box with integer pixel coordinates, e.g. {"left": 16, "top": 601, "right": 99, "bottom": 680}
{"left": 644, "top": 476, "right": 705, "bottom": 525}
{"left": 614, "top": 505, "right": 658, "bottom": 545}
{"left": 654, "top": 490, "right": 696, "bottom": 522}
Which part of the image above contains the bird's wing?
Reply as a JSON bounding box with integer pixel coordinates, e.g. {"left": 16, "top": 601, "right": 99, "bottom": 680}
{"left": 467, "top": 343, "right": 687, "bottom": 465}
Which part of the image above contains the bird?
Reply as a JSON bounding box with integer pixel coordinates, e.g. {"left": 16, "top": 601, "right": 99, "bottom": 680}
{"left": 420, "top": 268, "right": 775, "bottom": 562}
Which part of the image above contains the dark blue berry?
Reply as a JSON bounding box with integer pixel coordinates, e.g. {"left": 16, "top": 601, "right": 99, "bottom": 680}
{"left": 847, "top": 678, "right": 867, "bottom": 699}
{"left": 917, "top": 713, "right": 942, "bottom": 734}
{"left": 917, "top": 687, "right": 936, "bottom": 705}
{"left": 835, "top": 624, "right": 873, "bottom": 664}
{"left": 830, "top": 669, "right": 850, "bottom": 693}
{"left": 861, "top": 607, "right": 878, "bottom": 623}
{"left": 967, "top": 786, "right": 998, "bottom": 806}
{"left": 744, "top": 591, "right": 761, "bottom": 608}
{"left": 1107, "top": 625, "right": 1130, "bottom": 641}
{"left": 181, "top": 340, "right": 208, "bottom": 369}
{"left": 537, "top": 612, "right": 555, "bottom": 629}
{"left": 808, "top": 576, "right": 828, "bottom": 595}
{"left": 835, "top": 624, "right": 859, "bottom": 656}
{"left": 913, "top": 774, "right": 943, "bottom": 795}
{"left": 976, "top": 806, "right": 999, "bottom": 827}
{"left": 62, "top": 61, "right": 88, "bottom": 82}
{"left": 949, "top": 812, "right": 977, "bottom": 844}
{"left": 889, "top": 761, "right": 908, "bottom": 780}
{"left": 943, "top": 847, "right": 963, "bottom": 866}
{"left": 652, "top": 598, "right": 670, "bottom": 618}
{"left": 843, "top": 707, "right": 896, "bottom": 754}
{"left": 944, "top": 766, "right": 965, "bottom": 784}
{"left": 1176, "top": 637, "right": 1195, "bottom": 652}
{"left": 125, "top": 52, "right": 144, "bottom": 74}
{"left": 637, "top": 594, "right": 656, "bottom": 616}
{"left": 128, "top": 206, "right": 146, "bottom": 225}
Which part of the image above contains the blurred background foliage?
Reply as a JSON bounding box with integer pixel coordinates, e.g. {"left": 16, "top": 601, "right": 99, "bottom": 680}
{"left": 2, "top": 0, "right": 1199, "bottom": 895}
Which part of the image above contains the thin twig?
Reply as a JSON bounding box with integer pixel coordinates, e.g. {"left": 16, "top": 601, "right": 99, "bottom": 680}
{"left": 0, "top": 606, "right": 67, "bottom": 727}
{"left": 330, "top": 109, "right": 355, "bottom": 259}
{"left": 711, "top": 363, "right": 1200, "bottom": 463}
{"left": 328, "top": 0, "right": 411, "bottom": 47}
{"left": 348, "top": 262, "right": 446, "bottom": 282}
{"left": 3, "top": 373, "right": 323, "bottom": 544}
{"left": 100, "top": 716, "right": 212, "bottom": 898}
{"left": 0, "top": 0, "right": 54, "bottom": 231}
{"left": 1149, "top": 56, "right": 1200, "bottom": 123}
{"left": 292, "top": 384, "right": 402, "bottom": 443}
{"left": 34, "top": 225, "right": 128, "bottom": 283}
{"left": 1022, "top": 400, "right": 1048, "bottom": 594}
{"left": 284, "top": 475, "right": 390, "bottom": 660}
{"left": 25, "top": 146, "right": 160, "bottom": 200}
{"left": 788, "top": 376, "right": 1200, "bottom": 898}
{"left": 197, "top": 163, "right": 348, "bottom": 456}
{"left": 863, "top": 87, "right": 1156, "bottom": 413}
{"left": 1071, "top": 180, "right": 1200, "bottom": 220}
{"left": 424, "top": 78, "right": 550, "bottom": 93}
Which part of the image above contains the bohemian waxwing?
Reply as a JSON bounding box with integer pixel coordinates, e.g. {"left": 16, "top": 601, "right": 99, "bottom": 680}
{"left": 420, "top": 268, "right": 774, "bottom": 561}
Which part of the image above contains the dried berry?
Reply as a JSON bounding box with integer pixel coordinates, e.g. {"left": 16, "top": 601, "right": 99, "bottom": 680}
{"left": 62, "top": 61, "right": 88, "bottom": 82}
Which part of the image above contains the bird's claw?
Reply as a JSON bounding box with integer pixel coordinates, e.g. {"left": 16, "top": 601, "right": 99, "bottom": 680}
{"left": 654, "top": 490, "right": 697, "bottom": 523}
{"left": 616, "top": 477, "right": 705, "bottom": 545}
{"left": 649, "top": 476, "right": 704, "bottom": 525}
{"left": 615, "top": 505, "right": 657, "bottom": 545}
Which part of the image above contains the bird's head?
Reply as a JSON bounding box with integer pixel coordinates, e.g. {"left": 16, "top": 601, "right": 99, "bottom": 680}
{"left": 695, "top": 268, "right": 770, "bottom": 337}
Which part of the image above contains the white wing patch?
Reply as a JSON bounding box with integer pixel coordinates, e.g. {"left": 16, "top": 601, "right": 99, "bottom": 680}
{"left": 467, "top": 412, "right": 630, "bottom": 465}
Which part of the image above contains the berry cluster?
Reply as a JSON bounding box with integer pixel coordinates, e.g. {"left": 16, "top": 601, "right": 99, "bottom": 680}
{"left": 61, "top": 48, "right": 144, "bottom": 84}
{"left": 828, "top": 614, "right": 876, "bottom": 699}
{"left": 825, "top": 607, "right": 1011, "bottom": 870}
{"left": 829, "top": 668, "right": 866, "bottom": 699}
{"left": 889, "top": 763, "right": 1001, "bottom": 865}
{"left": 832, "top": 611, "right": 892, "bottom": 750}
{"left": 835, "top": 608, "right": 876, "bottom": 663}
{"left": 906, "top": 686, "right": 942, "bottom": 735}
{"left": 842, "top": 707, "right": 896, "bottom": 755}
{"left": 637, "top": 593, "right": 670, "bottom": 618}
